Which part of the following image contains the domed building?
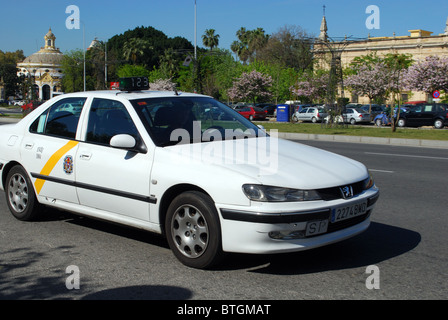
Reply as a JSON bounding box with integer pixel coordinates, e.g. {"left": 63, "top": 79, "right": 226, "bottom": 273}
{"left": 17, "top": 28, "right": 64, "bottom": 100}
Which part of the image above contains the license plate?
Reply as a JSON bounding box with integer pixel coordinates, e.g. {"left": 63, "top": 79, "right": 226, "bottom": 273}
{"left": 305, "top": 220, "right": 329, "bottom": 236}
{"left": 331, "top": 201, "right": 367, "bottom": 223}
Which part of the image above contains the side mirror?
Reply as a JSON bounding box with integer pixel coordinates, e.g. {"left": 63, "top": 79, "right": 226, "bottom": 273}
{"left": 110, "top": 134, "right": 136, "bottom": 149}
{"left": 110, "top": 134, "right": 147, "bottom": 153}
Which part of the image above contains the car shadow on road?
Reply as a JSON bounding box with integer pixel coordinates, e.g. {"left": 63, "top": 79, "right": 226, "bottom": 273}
{"left": 217, "top": 222, "right": 421, "bottom": 274}
{"left": 35, "top": 207, "right": 170, "bottom": 249}
{"left": 34, "top": 208, "right": 421, "bottom": 274}
{"left": 81, "top": 285, "right": 193, "bottom": 300}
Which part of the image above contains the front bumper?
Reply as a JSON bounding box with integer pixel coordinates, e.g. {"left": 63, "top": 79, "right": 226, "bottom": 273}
{"left": 217, "top": 187, "right": 379, "bottom": 254}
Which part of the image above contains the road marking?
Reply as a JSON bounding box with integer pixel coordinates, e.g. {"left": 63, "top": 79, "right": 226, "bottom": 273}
{"left": 365, "top": 152, "right": 448, "bottom": 161}
{"left": 369, "top": 169, "right": 394, "bottom": 173}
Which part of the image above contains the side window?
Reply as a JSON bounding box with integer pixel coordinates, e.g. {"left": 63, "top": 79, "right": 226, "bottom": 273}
{"left": 423, "top": 105, "right": 433, "bottom": 112}
{"left": 29, "top": 97, "right": 87, "bottom": 139}
{"left": 86, "top": 98, "right": 139, "bottom": 145}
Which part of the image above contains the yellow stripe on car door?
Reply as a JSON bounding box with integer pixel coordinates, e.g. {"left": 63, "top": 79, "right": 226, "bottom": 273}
{"left": 34, "top": 140, "right": 79, "bottom": 194}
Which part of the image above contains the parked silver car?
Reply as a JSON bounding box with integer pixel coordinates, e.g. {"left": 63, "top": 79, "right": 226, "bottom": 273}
{"left": 343, "top": 108, "right": 371, "bottom": 124}
{"left": 292, "top": 106, "right": 328, "bottom": 123}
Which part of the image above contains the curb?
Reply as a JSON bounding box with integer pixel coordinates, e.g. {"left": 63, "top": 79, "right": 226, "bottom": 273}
{"left": 276, "top": 132, "right": 448, "bottom": 149}
{"left": 2, "top": 116, "right": 448, "bottom": 149}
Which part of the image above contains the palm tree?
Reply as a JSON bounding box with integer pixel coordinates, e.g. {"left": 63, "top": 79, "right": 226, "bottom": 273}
{"left": 159, "top": 48, "right": 178, "bottom": 78}
{"left": 123, "top": 38, "right": 152, "bottom": 64}
{"left": 202, "top": 29, "right": 220, "bottom": 51}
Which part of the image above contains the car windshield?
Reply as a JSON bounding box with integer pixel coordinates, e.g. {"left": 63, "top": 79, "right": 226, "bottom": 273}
{"left": 131, "top": 96, "right": 264, "bottom": 146}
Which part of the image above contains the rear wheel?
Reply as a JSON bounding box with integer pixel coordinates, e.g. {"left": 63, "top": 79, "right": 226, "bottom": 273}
{"left": 165, "top": 191, "right": 223, "bottom": 269}
{"left": 434, "top": 119, "right": 444, "bottom": 129}
{"left": 5, "top": 165, "right": 40, "bottom": 221}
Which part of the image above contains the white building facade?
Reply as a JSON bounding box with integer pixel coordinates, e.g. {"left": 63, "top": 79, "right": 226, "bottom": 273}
{"left": 17, "top": 28, "right": 64, "bottom": 101}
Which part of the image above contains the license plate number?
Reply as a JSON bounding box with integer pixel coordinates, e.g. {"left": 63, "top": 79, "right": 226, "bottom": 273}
{"left": 331, "top": 201, "right": 367, "bottom": 223}
{"left": 305, "top": 220, "right": 329, "bottom": 236}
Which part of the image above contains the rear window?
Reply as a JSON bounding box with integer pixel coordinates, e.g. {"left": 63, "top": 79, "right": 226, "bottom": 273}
{"left": 436, "top": 105, "right": 446, "bottom": 112}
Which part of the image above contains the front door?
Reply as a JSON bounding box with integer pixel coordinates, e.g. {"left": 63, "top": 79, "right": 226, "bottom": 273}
{"left": 75, "top": 98, "right": 153, "bottom": 221}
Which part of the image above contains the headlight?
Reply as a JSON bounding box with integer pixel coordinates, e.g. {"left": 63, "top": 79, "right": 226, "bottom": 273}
{"left": 242, "top": 184, "right": 322, "bottom": 202}
{"left": 363, "top": 173, "right": 375, "bottom": 190}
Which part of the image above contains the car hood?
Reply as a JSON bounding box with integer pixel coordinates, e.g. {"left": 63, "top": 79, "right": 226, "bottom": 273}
{"left": 165, "top": 136, "right": 368, "bottom": 190}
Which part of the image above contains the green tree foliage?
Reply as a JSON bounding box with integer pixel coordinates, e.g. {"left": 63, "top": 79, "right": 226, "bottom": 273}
{"left": 257, "top": 25, "right": 313, "bottom": 72}
{"left": 231, "top": 27, "right": 269, "bottom": 64}
{"left": 107, "top": 26, "right": 193, "bottom": 71}
{"left": 0, "top": 50, "right": 25, "bottom": 98}
{"left": 202, "top": 29, "right": 220, "bottom": 51}
{"left": 123, "top": 38, "right": 153, "bottom": 65}
{"left": 61, "top": 49, "right": 86, "bottom": 93}
{"left": 117, "top": 64, "right": 151, "bottom": 78}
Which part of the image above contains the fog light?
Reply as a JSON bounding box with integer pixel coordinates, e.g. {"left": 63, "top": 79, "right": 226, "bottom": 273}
{"left": 269, "top": 230, "right": 306, "bottom": 240}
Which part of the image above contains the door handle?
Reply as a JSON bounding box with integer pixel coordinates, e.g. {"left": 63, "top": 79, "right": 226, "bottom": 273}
{"left": 79, "top": 153, "right": 92, "bottom": 160}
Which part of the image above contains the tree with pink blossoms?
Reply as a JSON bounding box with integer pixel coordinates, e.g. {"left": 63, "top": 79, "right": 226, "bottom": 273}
{"left": 344, "top": 62, "right": 392, "bottom": 110}
{"left": 148, "top": 78, "right": 177, "bottom": 91}
{"left": 402, "top": 55, "right": 448, "bottom": 96}
{"left": 227, "top": 70, "right": 273, "bottom": 104}
{"left": 290, "top": 72, "right": 329, "bottom": 103}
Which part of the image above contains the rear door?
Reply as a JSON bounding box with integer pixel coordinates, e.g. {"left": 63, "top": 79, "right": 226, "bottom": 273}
{"left": 419, "top": 104, "right": 435, "bottom": 126}
{"left": 21, "top": 97, "right": 87, "bottom": 203}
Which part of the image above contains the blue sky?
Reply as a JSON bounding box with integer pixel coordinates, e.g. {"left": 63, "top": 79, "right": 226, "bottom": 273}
{"left": 1, "top": 0, "right": 448, "bottom": 57}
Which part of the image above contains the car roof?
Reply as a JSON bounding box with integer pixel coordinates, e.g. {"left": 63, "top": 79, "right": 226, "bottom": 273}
{"left": 56, "top": 90, "right": 209, "bottom": 102}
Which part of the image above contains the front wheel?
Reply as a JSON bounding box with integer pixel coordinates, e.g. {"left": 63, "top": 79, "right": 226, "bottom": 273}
{"left": 5, "top": 165, "right": 40, "bottom": 221}
{"left": 165, "top": 191, "right": 223, "bottom": 269}
{"left": 397, "top": 118, "right": 406, "bottom": 127}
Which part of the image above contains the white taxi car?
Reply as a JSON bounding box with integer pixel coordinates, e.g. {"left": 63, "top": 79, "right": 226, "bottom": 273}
{"left": 0, "top": 77, "right": 379, "bottom": 269}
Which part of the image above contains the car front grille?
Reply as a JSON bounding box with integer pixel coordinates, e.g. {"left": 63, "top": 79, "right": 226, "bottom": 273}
{"left": 317, "top": 179, "right": 367, "bottom": 201}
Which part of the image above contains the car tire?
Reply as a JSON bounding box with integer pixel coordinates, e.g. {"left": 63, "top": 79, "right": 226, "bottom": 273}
{"left": 375, "top": 119, "right": 382, "bottom": 127}
{"left": 5, "top": 165, "right": 40, "bottom": 221}
{"left": 434, "top": 119, "right": 444, "bottom": 129}
{"left": 291, "top": 115, "right": 298, "bottom": 123}
{"left": 165, "top": 191, "right": 223, "bottom": 269}
{"left": 311, "top": 117, "right": 317, "bottom": 123}
{"left": 350, "top": 118, "right": 356, "bottom": 125}
{"left": 397, "top": 118, "right": 406, "bottom": 127}
{"left": 249, "top": 115, "right": 254, "bottom": 121}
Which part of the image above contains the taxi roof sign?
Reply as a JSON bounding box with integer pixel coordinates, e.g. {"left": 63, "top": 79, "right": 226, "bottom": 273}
{"left": 119, "top": 77, "right": 149, "bottom": 92}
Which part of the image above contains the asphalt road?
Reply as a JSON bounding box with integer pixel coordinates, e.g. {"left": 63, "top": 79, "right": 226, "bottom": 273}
{"left": 0, "top": 139, "right": 447, "bottom": 302}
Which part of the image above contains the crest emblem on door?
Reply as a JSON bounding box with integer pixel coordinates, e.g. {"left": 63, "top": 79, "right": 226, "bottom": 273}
{"left": 63, "top": 155, "right": 74, "bottom": 174}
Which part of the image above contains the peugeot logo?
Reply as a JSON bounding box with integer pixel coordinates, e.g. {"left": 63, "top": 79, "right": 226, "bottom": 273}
{"left": 340, "top": 185, "right": 354, "bottom": 199}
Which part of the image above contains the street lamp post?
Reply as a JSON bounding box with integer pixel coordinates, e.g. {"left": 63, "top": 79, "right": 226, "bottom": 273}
{"left": 194, "top": 0, "right": 197, "bottom": 60}
{"left": 71, "top": 18, "right": 86, "bottom": 91}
